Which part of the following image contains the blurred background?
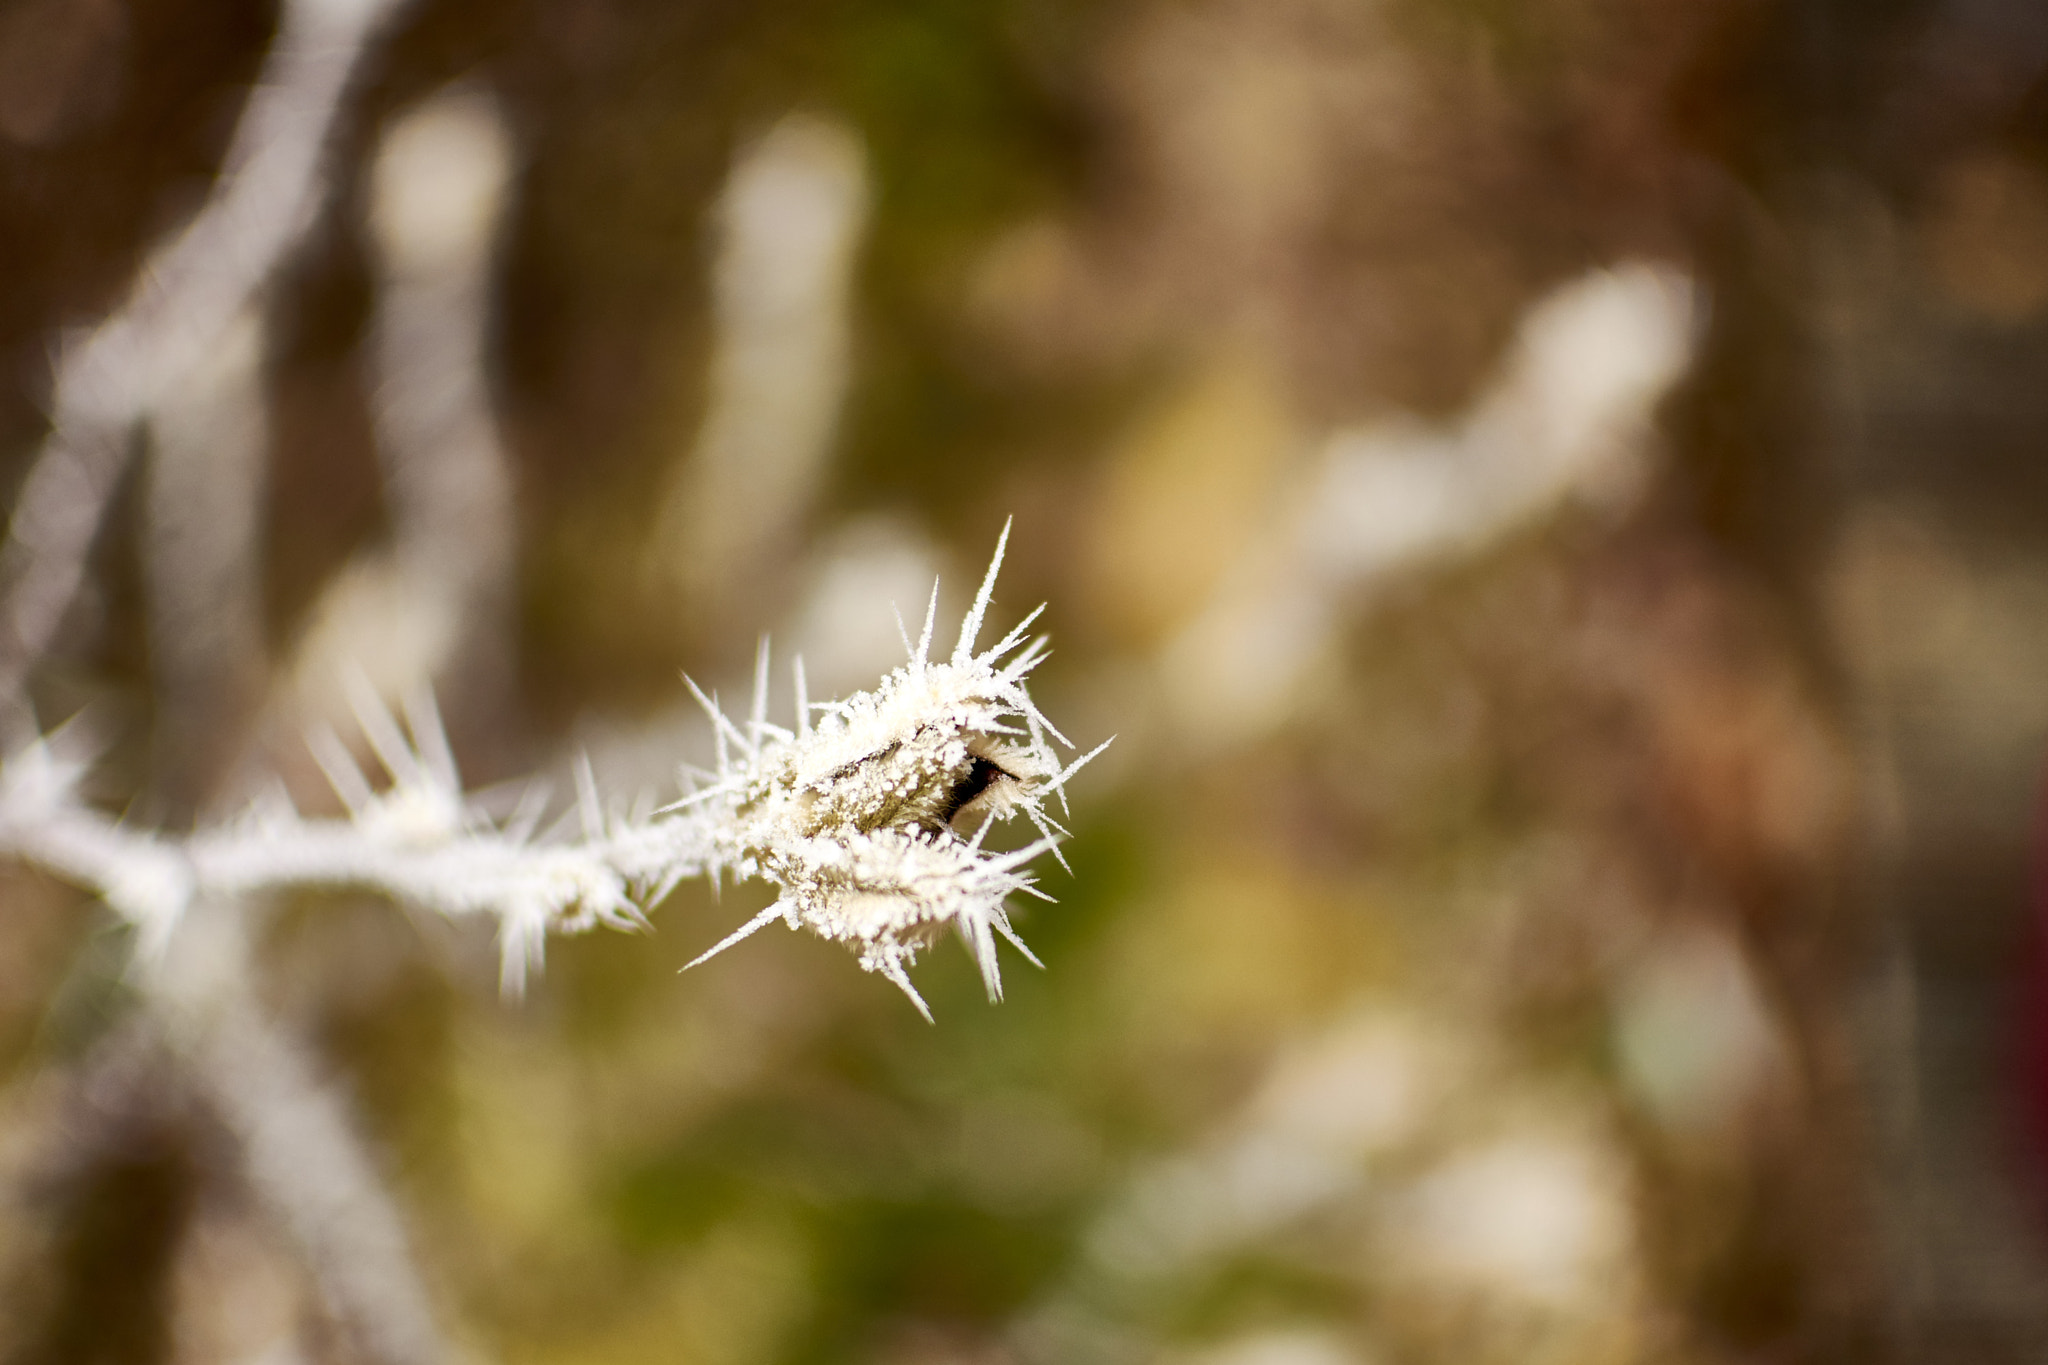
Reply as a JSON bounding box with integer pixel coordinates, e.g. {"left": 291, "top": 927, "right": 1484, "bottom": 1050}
{"left": 2, "top": 0, "right": 2048, "bottom": 1361}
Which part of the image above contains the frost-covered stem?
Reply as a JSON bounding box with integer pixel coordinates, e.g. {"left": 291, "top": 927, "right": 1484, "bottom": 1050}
{"left": 149, "top": 897, "right": 449, "bottom": 1365}
{"left": 0, "top": 526, "right": 1098, "bottom": 1362}
{"left": 196, "top": 1000, "right": 447, "bottom": 1365}
{"left": 0, "top": 529, "right": 1104, "bottom": 1013}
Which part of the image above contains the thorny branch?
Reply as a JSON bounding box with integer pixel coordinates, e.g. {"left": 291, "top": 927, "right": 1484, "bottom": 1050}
{"left": 0, "top": 523, "right": 1103, "bottom": 1013}
{"left": 0, "top": 3, "right": 1097, "bottom": 1351}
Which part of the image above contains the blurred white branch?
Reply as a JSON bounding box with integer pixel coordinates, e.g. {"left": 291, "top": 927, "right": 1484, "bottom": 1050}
{"left": 361, "top": 86, "right": 521, "bottom": 713}
{"left": 144, "top": 306, "right": 271, "bottom": 804}
{"left": 1163, "top": 263, "right": 1700, "bottom": 741}
{"left": 653, "top": 114, "right": 868, "bottom": 613}
{"left": 150, "top": 899, "right": 450, "bottom": 1365}
{"left": 1017, "top": 1003, "right": 1640, "bottom": 1364}
{"left": 0, "top": 0, "right": 414, "bottom": 726}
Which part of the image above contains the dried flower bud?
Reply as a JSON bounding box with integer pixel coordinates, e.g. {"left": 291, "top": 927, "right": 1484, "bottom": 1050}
{"left": 677, "top": 520, "right": 1109, "bottom": 1016}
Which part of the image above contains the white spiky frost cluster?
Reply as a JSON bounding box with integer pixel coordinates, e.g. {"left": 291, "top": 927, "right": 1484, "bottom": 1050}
{"left": 675, "top": 522, "right": 1107, "bottom": 1016}
{"left": 0, "top": 524, "right": 1101, "bottom": 1015}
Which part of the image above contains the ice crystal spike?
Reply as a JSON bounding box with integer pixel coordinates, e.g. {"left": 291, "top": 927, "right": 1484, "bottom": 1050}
{"left": 914, "top": 578, "right": 940, "bottom": 671}
{"left": 953, "top": 516, "right": 1010, "bottom": 665}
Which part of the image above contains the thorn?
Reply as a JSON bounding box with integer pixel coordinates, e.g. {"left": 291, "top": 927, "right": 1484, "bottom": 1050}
{"left": 307, "top": 724, "right": 374, "bottom": 817}
{"left": 993, "top": 915, "right": 1045, "bottom": 969}
{"left": 915, "top": 576, "right": 940, "bottom": 670}
{"left": 1024, "top": 806, "right": 1073, "bottom": 874}
{"left": 400, "top": 685, "right": 461, "bottom": 793}
{"left": 498, "top": 909, "right": 548, "bottom": 999}
{"left": 965, "top": 913, "right": 1002, "bottom": 1001}
{"left": 892, "top": 600, "right": 917, "bottom": 667}
{"left": 1000, "top": 636, "right": 1053, "bottom": 681}
{"left": 342, "top": 665, "right": 425, "bottom": 788}
{"left": 683, "top": 676, "right": 749, "bottom": 774}
{"left": 1018, "top": 707, "right": 1047, "bottom": 759}
{"left": 601, "top": 894, "right": 655, "bottom": 933}
{"left": 953, "top": 516, "right": 1012, "bottom": 665}
{"left": 655, "top": 778, "right": 743, "bottom": 813}
{"left": 979, "top": 602, "right": 1046, "bottom": 666}
{"left": 967, "top": 812, "right": 997, "bottom": 850}
{"left": 681, "top": 902, "right": 786, "bottom": 970}
{"left": 992, "top": 834, "right": 1062, "bottom": 874}
{"left": 1046, "top": 736, "right": 1114, "bottom": 819}
{"left": 878, "top": 956, "right": 936, "bottom": 1022}
{"left": 1019, "top": 696, "right": 1073, "bottom": 749}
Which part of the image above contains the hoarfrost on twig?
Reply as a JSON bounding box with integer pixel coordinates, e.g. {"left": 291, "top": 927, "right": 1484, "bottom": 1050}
{"left": 0, "top": 524, "right": 1102, "bottom": 1015}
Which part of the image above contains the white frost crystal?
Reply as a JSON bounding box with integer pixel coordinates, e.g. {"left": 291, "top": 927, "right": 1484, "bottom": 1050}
{"left": 0, "top": 523, "right": 1103, "bottom": 1015}
{"left": 679, "top": 520, "right": 1109, "bottom": 1016}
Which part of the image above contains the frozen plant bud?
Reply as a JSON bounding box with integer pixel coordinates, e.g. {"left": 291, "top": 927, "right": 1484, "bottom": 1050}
{"left": 0, "top": 525, "right": 1101, "bottom": 1015}
{"left": 674, "top": 520, "right": 1109, "bottom": 1017}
